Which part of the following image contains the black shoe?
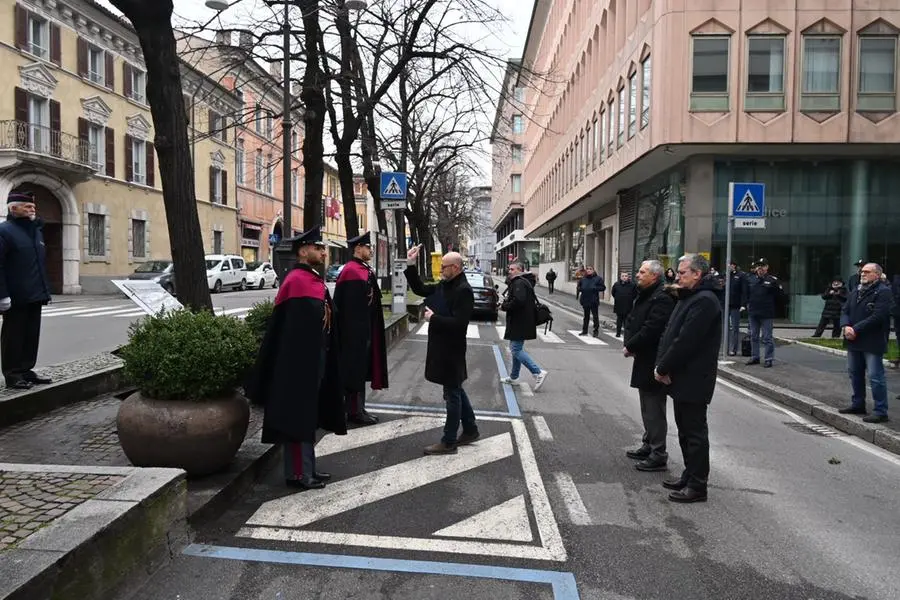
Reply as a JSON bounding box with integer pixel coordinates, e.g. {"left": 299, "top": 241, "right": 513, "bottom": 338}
{"left": 838, "top": 406, "right": 867, "bottom": 415}
{"left": 457, "top": 431, "right": 480, "bottom": 446}
{"left": 668, "top": 487, "right": 707, "bottom": 503}
{"left": 635, "top": 458, "right": 668, "bottom": 472}
{"left": 349, "top": 411, "right": 379, "bottom": 426}
{"left": 25, "top": 376, "right": 52, "bottom": 385}
{"left": 285, "top": 477, "right": 326, "bottom": 490}
{"left": 313, "top": 471, "right": 332, "bottom": 482}
{"left": 763, "top": 360, "right": 773, "bottom": 368}
{"left": 746, "top": 359, "right": 760, "bottom": 366}
{"left": 662, "top": 477, "right": 687, "bottom": 491}
{"left": 579, "top": 331, "right": 588, "bottom": 336}
{"left": 727, "top": 352, "right": 736, "bottom": 357}
{"left": 593, "top": 330, "right": 599, "bottom": 337}
{"left": 625, "top": 446, "right": 651, "bottom": 460}
{"left": 7, "top": 380, "right": 33, "bottom": 390}
{"left": 862, "top": 414, "right": 889, "bottom": 424}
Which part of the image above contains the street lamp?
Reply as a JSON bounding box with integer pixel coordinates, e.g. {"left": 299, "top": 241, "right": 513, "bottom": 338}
{"left": 345, "top": 0, "right": 368, "bottom": 9}
{"left": 205, "top": 0, "right": 229, "bottom": 10}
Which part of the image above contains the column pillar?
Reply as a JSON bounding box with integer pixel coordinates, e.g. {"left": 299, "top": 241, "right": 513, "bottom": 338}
{"left": 847, "top": 159, "right": 869, "bottom": 270}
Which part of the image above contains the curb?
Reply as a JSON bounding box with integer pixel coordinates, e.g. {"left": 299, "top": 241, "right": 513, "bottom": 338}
{"left": 717, "top": 366, "right": 900, "bottom": 456}
{"left": 0, "top": 365, "right": 125, "bottom": 428}
{"left": 775, "top": 336, "right": 898, "bottom": 369}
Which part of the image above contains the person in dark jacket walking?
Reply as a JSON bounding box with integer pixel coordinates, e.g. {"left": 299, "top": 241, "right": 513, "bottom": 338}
{"left": 839, "top": 263, "right": 892, "bottom": 423}
{"left": 611, "top": 272, "right": 638, "bottom": 337}
{"left": 577, "top": 266, "right": 606, "bottom": 336}
{"left": 654, "top": 254, "right": 722, "bottom": 503}
{"left": 623, "top": 260, "right": 676, "bottom": 472}
{"left": 500, "top": 263, "right": 548, "bottom": 390}
{"left": 0, "top": 192, "right": 53, "bottom": 390}
{"left": 813, "top": 278, "right": 847, "bottom": 338}
{"left": 545, "top": 268, "right": 557, "bottom": 294}
{"left": 742, "top": 258, "right": 784, "bottom": 367}
{"left": 726, "top": 262, "right": 747, "bottom": 356}
{"left": 405, "top": 245, "right": 479, "bottom": 455}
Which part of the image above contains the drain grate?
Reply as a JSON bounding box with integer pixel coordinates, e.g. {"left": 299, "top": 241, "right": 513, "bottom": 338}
{"left": 783, "top": 422, "right": 843, "bottom": 437}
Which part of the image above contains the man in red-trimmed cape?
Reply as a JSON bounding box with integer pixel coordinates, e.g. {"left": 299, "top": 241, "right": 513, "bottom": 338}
{"left": 334, "top": 231, "right": 388, "bottom": 426}
{"left": 244, "top": 225, "right": 347, "bottom": 490}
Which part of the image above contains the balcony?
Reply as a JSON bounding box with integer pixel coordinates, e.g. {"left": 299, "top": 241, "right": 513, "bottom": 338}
{"left": 0, "top": 120, "right": 96, "bottom": 182}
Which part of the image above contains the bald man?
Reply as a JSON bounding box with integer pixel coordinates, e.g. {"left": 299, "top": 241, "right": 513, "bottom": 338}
{"left": 405, "top": 246, "right": 479, "bottom": 455}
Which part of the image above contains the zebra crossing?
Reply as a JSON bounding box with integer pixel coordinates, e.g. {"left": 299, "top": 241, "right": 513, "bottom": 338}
{"left": 414, "top": 322, "right": 610, "bottom": 346}
{"left": 35, "top": 303, "right": 256, "bottom": 320}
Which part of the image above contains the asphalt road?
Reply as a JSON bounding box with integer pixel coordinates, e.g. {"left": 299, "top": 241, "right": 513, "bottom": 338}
{"left": 120, "top": 304, "right": 900, "bottom": 600}
{"left": 26, "top": 288, "right": 279, "bottom": 367}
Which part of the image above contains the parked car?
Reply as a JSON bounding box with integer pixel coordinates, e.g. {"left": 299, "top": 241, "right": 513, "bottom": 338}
{"left": 246, "top": 261, "right": 278, "bottom": 289}
{"left": 128, "top": 260, "right": 175, "bottom": 294}
{"left": 326, "top": 263, "right": 344, "bottom": 282}
{"left": 205, "top": 255, "right": 248, "bottom": 293}
{"left": 464, "top": 270, "right": 499, "bottom": 321}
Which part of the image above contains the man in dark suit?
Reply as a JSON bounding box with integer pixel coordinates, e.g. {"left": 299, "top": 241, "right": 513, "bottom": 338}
{"left": 654, "top": 254, "right": 722, "bottom": 503}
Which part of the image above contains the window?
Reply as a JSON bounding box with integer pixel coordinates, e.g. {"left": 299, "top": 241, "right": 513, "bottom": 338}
{"left": 599, "top": 109, "right": 606, "bottom": 161}
{"left": 291, "top": 131, "right": 299, "bottom": 158}
{"left": 514, "top": 87, "right": 525, "bottom": 103}
{"left": 628, "top": 73, "right": 638, "bottom": 137}
{"left": 27, "top": 94, "right": 49, "bottom": 153}
{"left": 617, "top": 87, "right": 625, "bottom": 146}
{"left": 746, "top": 36, "right": 786, "bottom": 111}
{"left": 858, "top": 36, "right": 898, "bottom": 111}
{"left": 607, "top": 100, "right": 614, "bottom": 152}
{"left": 265, "top": 153, "right": 273, "bottom": 194}
{"left": 641, "top": 56, "right": 651, "bottom": 128}
{"left": 292, "top": 168, "right": 299, "bottom": 204}
{"left": 208, "top": 111, "right": 228, "bottom": 142}
{"left": 88, "top": 213, "right": 105, "bottom": 256}
{"left": 213, "top": 231, "right": 223, "bottom": 255}
{"left": 511, "top": 144, "right": 523, "bottom": 162}
{"left": 254, "top": 105, "right": 263, "bottom": 134}
{"left": 801, "top": 36, "right": 841, "bottom": 111}
{"left": 132, "top": 219, "right": 146, "bottom": 258}
{"left": 591, "top": 118, "right": 598, "bottom": 167}
{"left": 691, "top": 36, "right": 730, "bottom": 111}
{"left": 88, "top": 124, "right": 105, "bottom": 171}
{"left": 255, "top": 150, "right": 263, "bottom": 191}
{"left": 132, "top": 139, "right": 146, "bottom": 185}
{"left": 512, "top": 114, "right": 524, "bottom": 134}
{"left": 211, "top": 167, "right": 223, "bottom": 203}
{"left": 88, "top": 46, "right": 105, "bottom": 86}
{"left": 28, "top": 14, "right": 48, "bottom": 60}
{"left": 265, "top": 112, "right": 274, "bottom": 138}
{"left": 235, "top": 139, "right": 244, "bottom": 184}
{"left": 574, "top": 138, "right": 580, "bottom": 177}
{"left": 511, "top": 174, "right": 522, "bottom": 193}
{"left": 131, "top": 69, "right": 146, "bottom": 103}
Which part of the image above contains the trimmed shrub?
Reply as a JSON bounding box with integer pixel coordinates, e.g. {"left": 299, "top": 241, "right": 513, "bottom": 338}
{"left": 243, "top": 299, "right": 274, "bottom": 343}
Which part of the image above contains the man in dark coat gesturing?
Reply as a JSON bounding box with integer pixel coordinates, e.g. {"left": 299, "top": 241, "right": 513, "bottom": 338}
{"left": 654, "top": 254, "right": 722, "bottom": 503}
{"left": 0, "top": 192, "right": 52, "bottom": 390}
{"left": 404, "top": 244, "right": 478, "bottom": 455}
{"left": 334, "top": 231, "right": 387, "bottom": 426}
{"left": 623, "top": 260, "right": 675, "bottom": 472}
{"left": 245, "top": 226, "right": 347, "bottom": 490}
{"left": 611, "top": 271, "right": 638, "bottom": 337}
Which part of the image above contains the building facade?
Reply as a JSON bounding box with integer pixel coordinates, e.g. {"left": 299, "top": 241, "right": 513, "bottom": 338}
{"left": 0, "top": 0, "right": 240, "bottom": 294}
{"left": 466, "top": 185, "right": 494, "bottom": 272}
{"left": 516, "top": 0, "right": 900, "bottom": 321}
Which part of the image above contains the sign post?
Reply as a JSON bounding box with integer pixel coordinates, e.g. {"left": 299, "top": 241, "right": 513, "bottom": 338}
{"left": 723, "top": 182, "right": 766, "bottom": 359}
{"left": 380, "top": 171, "right": 409, "bottom": 314}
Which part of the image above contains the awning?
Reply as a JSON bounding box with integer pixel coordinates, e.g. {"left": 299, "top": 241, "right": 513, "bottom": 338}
{"left": 241, "top": 222, "right": 263, "bottom": 231}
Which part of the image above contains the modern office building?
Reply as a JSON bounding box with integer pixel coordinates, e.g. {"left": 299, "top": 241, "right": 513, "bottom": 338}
{"left": 511, "top": 0, "right": 900, "bottom": 321}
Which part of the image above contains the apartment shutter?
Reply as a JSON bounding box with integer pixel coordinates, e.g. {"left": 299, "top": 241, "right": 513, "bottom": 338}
{"left": 14, "top": 5, "right": 27, "bottom": 50}
{"left": 123, "top": 63, "right": 132, "bottom": 98}
{"left": 146, "top": 142, "right": 155, "bottom": 187}
{"left": 221, "top": 170, "right": 228, "bottom": 205}
{"left": 49, "top": 100, "right": 61, "bottom": 156}
{"left": 105, "top": 127, "right": 115, "bottom": 177}
{"left": 124, "top": 134, "right": 133, "bottom": 182}
{"left": 77, "top": 38, "right": 88, "bottom": 77}
{"left": 50, "top": 24, "right": 61, "bottom": 65}
{"left": 209, "top": 166, "right": 216, "bottom": 203}
{"left": 78, "top": 117, "right": 89, "bottom": 164}
{"left": 14, "top": 87, "right": 28, "bottom": 124}
{"left": 104, "top": 52, "right": 114, "bottom": 90}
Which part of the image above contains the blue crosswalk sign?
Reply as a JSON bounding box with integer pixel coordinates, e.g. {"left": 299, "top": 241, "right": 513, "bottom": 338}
{"left": 730, "top": 182, "right": 765, "bottom": 218}
{"left": 380, "top": 171, "right": 408, "bottom": 200}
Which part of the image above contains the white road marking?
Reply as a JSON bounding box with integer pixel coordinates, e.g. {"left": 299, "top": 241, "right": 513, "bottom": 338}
{"left": 369, "top": 408, "right": 512, "bottom": 423}
{"left": 73, "top": 307, "right": 149, "bottom": 318}
{"left": 568, "top": 330, "right": 607, "bottom": 345}
{"left": 416, "top": 323, "right": 429, "bottom": 335}
{"left": 216, "top": 307, "right": 251, "bottom": 316}
{"left": 315, "top": 416, "right": 444, "bottom": 458}
{"left": 495, "top": 325, "right": 506, "bottom": 339}
{"left": 42, "top": 305, "right": 88, "bottom": 314}
{"left": 466, "top": 324, "right": 480, "bottom": 339}
{"left": 244, "top": 433, "right": 515, "bottom": 529}
{"left": 518, "top": 383, "right": 534, "bottom": 397}
{"left": 553, "top": 472, "right": 592, "bottom": 525}
{"left": 43, "top": 305, "right": 131, "bottom": 317}
{"left": 114, "top": 310, "right": 153, "bottom": 318}
{"left": 433, "top": 495, "right": 532, "bottom": 542}
{"left": 537, "top": 330, "right": 564, "bottom": 343}
{"left": 531, "top": 416, "right": 554, "bottom": 441}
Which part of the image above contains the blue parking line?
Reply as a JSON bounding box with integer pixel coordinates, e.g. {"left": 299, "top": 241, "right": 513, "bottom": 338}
{"left": 183, "top": 544, "right": 579, "bottom": 600}
{"left": 492, "top": 344, "right": 522, "bottom": 417}
{"left": 367, "top": 402, "right": 512, "bottom": 418}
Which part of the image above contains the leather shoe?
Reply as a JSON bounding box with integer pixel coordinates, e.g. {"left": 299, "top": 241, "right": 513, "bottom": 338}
{"left": 349, "top": 411, "right": 379, "bottom": 426}
{"left": 26, "top": 376, "right": 52, "bottom": 385}
{"left": 313, "top": 471, "right": 332, "bottom": 482}
{"left": 838, "top": 406, "right": 867, "bottom": 415}
{"left": 635, "top": 458, "right": 667, "bottom": 472}
{"left": 745, "top": 359, "right": 760, "bottom": 366}
{"left": 457, "top": 431, "right": 480, "bottom": 446}
{"left": 424, "top": 442, "right": 457, "bottom": 455}
{"left": 862, "top": 414, "right": 889, "bottom": 424}
{"left": 668, "top": 487, "right": 707, "bottom": 503}
{"left": 626, "top": 446, "right": 651, "bottom": 460}
{"left": 285, "top": 477, "right": 325, "bottom": 490}
{"left": 662, "top": 477, "right": 687, "bottom": 491}
{"left": 8, "top": 380, "right": 33, "bottom": 390}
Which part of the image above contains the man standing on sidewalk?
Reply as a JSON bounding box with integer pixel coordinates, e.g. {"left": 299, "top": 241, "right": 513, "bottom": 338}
{"left": 612, "top": 271, "right": 638, "bottom": 338}
{"left": 0, "top": 192, "right": 52, "bottom": 390}
{"left": 654, "top": 254, "right": 722, "bottom": 503}
{"left": 404, "top": 245, "right": 479, "bottom": 455}
{"left": 839, "top": 262, "right": 892, "bottom": 423}
{"left": 726, "top": 262, "right": 747, "bottom": 356}
{"left": 743, "top": 258, "right": 783, "bottom": 368}
{"left": 499, "top": 262, "right": 548, "bottom": 390}
{"left": 545, "top": 268, "right": 557, "bottom": 294}
{"left": 623, "top": 260, "right": 675, "bottom": 472}
{"left": 578, "top": 266, "right": 606, "bottom": 337}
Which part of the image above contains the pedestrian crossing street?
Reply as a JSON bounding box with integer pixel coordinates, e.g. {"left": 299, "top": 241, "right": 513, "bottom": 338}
{"left": 37, "top": 303, "right": 255, "bottom": 320}
{"left": 414, "top": 321, "right": 621, "bottom": 346}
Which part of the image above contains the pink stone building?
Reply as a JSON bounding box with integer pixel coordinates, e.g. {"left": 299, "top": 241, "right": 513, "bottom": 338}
{"left": 493, "top": 0, "right": 900, "bottom": 322}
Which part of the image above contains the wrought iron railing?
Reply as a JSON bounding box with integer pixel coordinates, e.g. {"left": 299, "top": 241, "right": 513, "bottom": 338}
{"left": 0, "top": 120, "right": 94, "bottom": 168}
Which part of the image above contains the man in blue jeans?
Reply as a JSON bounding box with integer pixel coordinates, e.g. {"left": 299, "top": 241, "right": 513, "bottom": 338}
{"left": 404, "top": 244, "right": 479, "bottom": 454}
{"left": 742, "top": 258, "right": 783, "bottom": 368}
{"left": 839, "top": 262, "right": 892, "bottom": 423}
{"left": 499, "top": 262, "right": 548, "bottom": 390}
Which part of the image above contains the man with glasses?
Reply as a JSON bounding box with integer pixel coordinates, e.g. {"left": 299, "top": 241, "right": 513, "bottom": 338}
{"left": 405, "top": 245, "right": 479, "bottom": 455}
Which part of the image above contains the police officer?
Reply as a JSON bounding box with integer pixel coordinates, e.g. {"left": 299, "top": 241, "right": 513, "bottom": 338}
{"left": 742, "top": 258, "right": 784, "bottom": 368}
{"left": 726, "top": 262, "right": 747, "bottom": 356}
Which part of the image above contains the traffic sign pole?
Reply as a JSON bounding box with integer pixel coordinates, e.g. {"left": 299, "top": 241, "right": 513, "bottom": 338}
{"left": 380, "top": 171, "right": 410, "bottom": 315}
{"left": 722, "top": 183, "right": 734, "bottom": 360}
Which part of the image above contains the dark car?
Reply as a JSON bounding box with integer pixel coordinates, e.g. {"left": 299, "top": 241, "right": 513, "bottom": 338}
{"left": 128, "top": 260, "right": 175, "bottom": 294}
{"left": 464, "top": 270, "right": 499, "bottom": 320}
{"left": 326, "top": 263, "right": 344, "bottom": 282}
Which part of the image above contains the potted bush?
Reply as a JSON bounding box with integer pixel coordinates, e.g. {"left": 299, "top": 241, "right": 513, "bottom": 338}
{"left": 116, "top": 309, "right": 258, "bottom": 476}
{"left": 243, "top": 299, "right": 274, "bottom": 344}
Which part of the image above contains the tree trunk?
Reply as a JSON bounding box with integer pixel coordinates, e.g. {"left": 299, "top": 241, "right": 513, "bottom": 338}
{"left": 334, "top": 144, "right": 359, "bottom": 238}
{"left": 300, "top": 0, "right": 325, "bottom": 231}
{"left": 109, "top": 0, "right": 211, "bottom": 312}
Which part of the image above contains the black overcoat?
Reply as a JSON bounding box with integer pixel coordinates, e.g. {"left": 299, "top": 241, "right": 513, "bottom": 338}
{"left": 623, "top": 280, "right": 676, "bottom": 390}
{"left": 0, "top": 217, "right": 51, "bottom": 305}
{"left": 820, "top": 286, "right": 848, "bottom": 320}
{"left": 244, "top": 263, "right": 347, "bottom": 444}
{"left": 840, "top": 281, "right": 893, "bottom": 355}
{"left": 503, "top": 272, "right": 537, "bottom": 341}
{"left": 612, "top": 280, "right": 638, "bottom": 315}
{"left": 334, "top": 258, "right": 389, "bottom": 393}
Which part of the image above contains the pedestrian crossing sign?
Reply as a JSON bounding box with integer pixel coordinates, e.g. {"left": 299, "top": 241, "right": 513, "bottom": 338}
{"left": 380, "top": 171, "right": 408, "bottom": 200}
{"left": 729, "top": 182, "right": 765, "bottom": 218}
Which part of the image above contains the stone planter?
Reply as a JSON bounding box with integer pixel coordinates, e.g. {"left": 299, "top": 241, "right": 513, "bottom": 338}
{"left": 117, "top": 391, "right": 250, "bottom": 477}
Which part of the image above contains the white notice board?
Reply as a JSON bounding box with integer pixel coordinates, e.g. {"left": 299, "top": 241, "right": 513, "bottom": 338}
{"left": 111, "top": 280, "right": 183, "bottom": 316}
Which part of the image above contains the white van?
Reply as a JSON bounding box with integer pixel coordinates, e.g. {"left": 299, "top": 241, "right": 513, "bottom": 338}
{"left": 205, "top": 254, "right": 248, "bottom": 293}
